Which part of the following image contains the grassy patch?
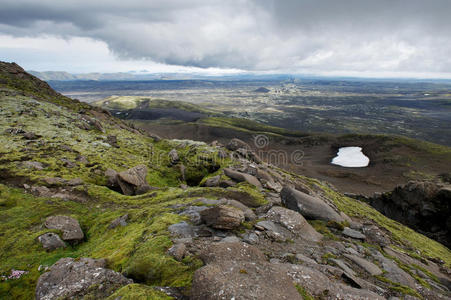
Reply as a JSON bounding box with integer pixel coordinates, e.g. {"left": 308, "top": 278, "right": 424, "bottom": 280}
{"left": 295, "top": 284, "right": 315, "bottom": 300}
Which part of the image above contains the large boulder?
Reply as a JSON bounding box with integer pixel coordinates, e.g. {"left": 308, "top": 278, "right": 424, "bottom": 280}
{"left": 265, "top": 206, "right": 322, "bottom": 242}
{"left": 44, "top": 215, "right": 84, "bottom": 243}
{"left": 200, "top": 205, "right": 245, "bottom": 230}
{"left": 198, "top": 242, "right": 267, "bottom": 264}
{"left": 218, "top": 198, "right": 256, "bottom": 221}
{"left": 35, "top": 257, "right": 132, "bottom": 300}
{"left": 191, "top": 261, "right": 302, "bottom": 300}
{"left": 193, "top": 243, "right": 300, "bottom": 300}
{"left": 107, "top": 164, "right": 152, "bottom": 195}
{"left": 280, "top": 187, "right": 344, "bottom": 223}
{"left": 224, "top": 168, "right": 262, "bottom": 188}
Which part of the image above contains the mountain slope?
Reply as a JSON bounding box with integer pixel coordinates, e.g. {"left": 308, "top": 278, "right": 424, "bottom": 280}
{"left": 0, "top": 62, "right": 450, "bottom": 299}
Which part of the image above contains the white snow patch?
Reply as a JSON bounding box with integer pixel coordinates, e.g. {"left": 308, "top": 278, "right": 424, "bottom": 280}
{"left": 331, "top": 147, "right": 369, "bottom": 168}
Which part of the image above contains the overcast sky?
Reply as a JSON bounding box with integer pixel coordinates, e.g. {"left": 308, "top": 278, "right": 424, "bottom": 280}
{"left": 1, "top": 0, "right": 450, "bottom": 78}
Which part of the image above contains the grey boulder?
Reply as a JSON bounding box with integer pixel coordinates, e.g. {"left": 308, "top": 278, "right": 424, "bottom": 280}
{"left": 35, "top": 257, "right": 132, "bottom": 300}
{"left": 265, "top": 206, "right": 322, "bottom": 242}
{"left": 224, "top": 168, "right": 262, "bottom": 188}
{"left": 280, "top": 187, "right": 344, "bottom": 223}
{"left": 117, "top": 164, "right": 152, "bottom": 195}
{"left": 44, "top": 215, "right": 84, "bottom": 243}
{"left": 200, "top": 205, "right": 245, "bottom": 230}
{"left": 38, "top": 233, "right": 66, "bottom": 251}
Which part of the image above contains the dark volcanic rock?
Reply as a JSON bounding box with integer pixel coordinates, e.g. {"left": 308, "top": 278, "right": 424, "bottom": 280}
{"left": 35, "top": 257, "right": 132, "bottom": 300}
{"left": 280, "top": 186, "right": 344, "bottom": 223}
{"left": 370, "top": 181, "right": 451, "bottom": 248}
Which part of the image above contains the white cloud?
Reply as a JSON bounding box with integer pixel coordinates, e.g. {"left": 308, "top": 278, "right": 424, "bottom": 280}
{"left": 0, "top": 0, "right": 450, "bottom": 78}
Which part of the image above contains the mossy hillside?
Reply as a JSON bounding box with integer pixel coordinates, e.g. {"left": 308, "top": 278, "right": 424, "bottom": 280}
{"left": 0, "top": 95, "right": 233, "bottom": 188}
{"left": 107, "top": 284, "right": 173, "bottom": 300}
{"left": 94, "top": 96, "right": 217, "bottom": 114}
{"left": 0, "top": 92, "right": 250, "bottom": 299}
{"left": 0, "top": 183, "right": 210, "bottom": 299}
{"left": 0, "top": 62, "right": 90, "bottom": 112}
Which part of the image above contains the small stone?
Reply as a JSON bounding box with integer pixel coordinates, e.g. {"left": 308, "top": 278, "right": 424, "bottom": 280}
{"left": 168, "top": 221, "right": 196, "bottom": 238}
{"left": 168, "top": 149, "right": 179, "bottom": 164}
{"left": 38, "top": 233, "right": 66, "bottom": 251}
{"left": 342, "top": 227, "right": 366, "bottom": 240}
{"left": 220, "top": 236, "right": 241, "bottom": 243}
{"left": 226, "top": 138, "right": 250, "bottom": 151}
{"left": 108, "top": 214, "right": 129, "bottom": 229}
{"left": 23, "top": 161, "right": 44, "bottom": 170}
{"left": 242, "top": 232, "right": 259, "bottom": 245}
{"left": 167, "top": 243, "right": 186, "bottom": 261}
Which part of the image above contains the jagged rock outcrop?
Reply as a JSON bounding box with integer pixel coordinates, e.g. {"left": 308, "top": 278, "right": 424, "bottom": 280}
{"left": 35, "top": 258, "right": 132, "bottom": 300}
{"left": 370, "top": 181, "right": 451, "bottom": 248}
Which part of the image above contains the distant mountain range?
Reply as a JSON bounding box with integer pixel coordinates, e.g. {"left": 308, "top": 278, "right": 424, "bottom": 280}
{"left": 28, "top": 70, "right": 183, "bottom": 81}
{"left": 28, "top": 70, "right": 303, "bottom": 81}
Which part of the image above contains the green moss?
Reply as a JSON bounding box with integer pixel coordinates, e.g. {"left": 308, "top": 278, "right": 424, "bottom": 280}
{"left": 308, "top": 220, "right": 337, "bottom": 240}
{"left": 295, "top": 284, "right": 315, "bottom": 300}
{"left": 411, "top": 264, "right": 439, "bottom": 282}
{"left": 375, "top": 275, "right": 423, "bottom": 299}
{"left": 107, "top": 284, "right": 174, "bottom": 300}
{"left": 0, "top": 183, "right": 203, "bottom": 299}
{"left": 321, "top": 253, "right": 338, "bottom": 260}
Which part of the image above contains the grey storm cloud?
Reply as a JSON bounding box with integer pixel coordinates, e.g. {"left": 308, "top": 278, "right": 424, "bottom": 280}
{"left": 1, "top": 0, "right": 450, "bottom": 73}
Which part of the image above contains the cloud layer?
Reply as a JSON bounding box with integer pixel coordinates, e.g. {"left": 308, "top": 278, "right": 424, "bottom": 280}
{"left": 1, "top": 0, "right": 450, "bottom": 76}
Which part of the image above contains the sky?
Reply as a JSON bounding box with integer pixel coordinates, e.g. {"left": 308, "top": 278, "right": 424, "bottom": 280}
{"left": 0, "top": 0, "right": 451, "bottom": 78}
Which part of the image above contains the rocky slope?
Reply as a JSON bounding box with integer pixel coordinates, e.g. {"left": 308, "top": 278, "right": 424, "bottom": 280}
{"left": 0, "top": 61, "right": 450, "bottom": 299}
